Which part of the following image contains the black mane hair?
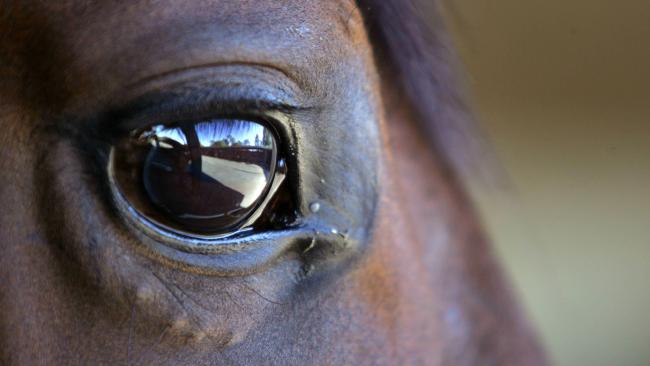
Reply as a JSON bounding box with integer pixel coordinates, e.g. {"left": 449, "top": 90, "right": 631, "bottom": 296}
{"left": 357, "top": 0, "right": 481, "bottom": 180}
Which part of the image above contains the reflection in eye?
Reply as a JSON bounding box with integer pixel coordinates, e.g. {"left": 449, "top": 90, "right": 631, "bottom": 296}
{"left": 110, "top": 119, "right": 280, "bottom": 236}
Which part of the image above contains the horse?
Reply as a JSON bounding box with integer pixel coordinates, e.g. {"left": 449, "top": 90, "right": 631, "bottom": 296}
{"left": 0, "top": 1, "right": 549, "bottom": 364}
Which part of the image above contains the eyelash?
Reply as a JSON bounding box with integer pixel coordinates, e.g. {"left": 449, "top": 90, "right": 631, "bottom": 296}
{"left": 104, "top": 88, "right": 301, "bottom": 135}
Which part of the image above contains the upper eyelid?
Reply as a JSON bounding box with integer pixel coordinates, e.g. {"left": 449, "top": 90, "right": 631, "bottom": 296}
{"left": 50, "top": 63, "right": 314, "bottom": 144}
{"left": 122, "top": 62, "right": 303, "bottom": 93}
{"left": 95, "top": 64, "right": 315, "bottom": 134}
{"left": 110, "top": 63, "right": 305, "bottom": 108}
{"left": 103, "top": 88, "right": 304, "bottom": 135}
{"left": 50, "top": 64, "right": 310, "bottom": 177}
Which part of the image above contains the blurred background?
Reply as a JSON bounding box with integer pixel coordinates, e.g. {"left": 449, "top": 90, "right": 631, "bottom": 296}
{"left": 440, "top": 1, "right": 650, "bottom": 366}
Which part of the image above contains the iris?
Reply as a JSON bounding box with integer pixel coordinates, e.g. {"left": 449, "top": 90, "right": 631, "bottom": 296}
{"left": 110, "top": 118, "right": 280, "bottom": 236}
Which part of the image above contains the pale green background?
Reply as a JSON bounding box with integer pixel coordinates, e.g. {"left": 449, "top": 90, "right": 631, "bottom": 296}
{"left": 441, "top": 1, "right": 650, "bottom": 366}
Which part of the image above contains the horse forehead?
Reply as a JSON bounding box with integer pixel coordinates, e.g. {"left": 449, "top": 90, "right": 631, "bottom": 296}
{"left": 9, "top": 0, "right": 362, "bottom": 58}
{"left": 10, "top": 0, "right": 359, "bottom": 42}
{"left": 2, "top": 0, "right": 369, "bottom": 114}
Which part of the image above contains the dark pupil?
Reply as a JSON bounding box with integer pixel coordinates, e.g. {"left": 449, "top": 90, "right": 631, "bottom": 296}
{"left": 113, "top": 119, "right": 278, "bottom": 235}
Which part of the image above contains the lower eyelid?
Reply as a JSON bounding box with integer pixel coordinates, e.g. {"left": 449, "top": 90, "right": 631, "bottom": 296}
{"left": 107, "top": 190, "right": 346, "bottom": 276}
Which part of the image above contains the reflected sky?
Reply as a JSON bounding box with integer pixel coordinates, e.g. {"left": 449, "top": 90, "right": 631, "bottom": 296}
{"left": 144, "top": 119, "right": 274, "bottom": 149}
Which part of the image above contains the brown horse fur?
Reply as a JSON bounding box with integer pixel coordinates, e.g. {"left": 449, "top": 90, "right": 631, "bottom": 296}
{"left": 0, "top": 1, "right": 549, "bottom": 365}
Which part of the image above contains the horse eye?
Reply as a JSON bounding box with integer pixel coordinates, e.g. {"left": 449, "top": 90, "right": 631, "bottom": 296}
{"left": 109, "top": 118, "right": 282, "bottom": 237}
